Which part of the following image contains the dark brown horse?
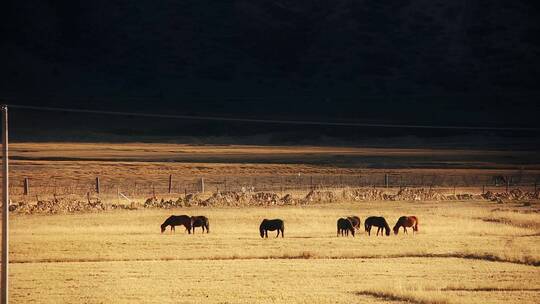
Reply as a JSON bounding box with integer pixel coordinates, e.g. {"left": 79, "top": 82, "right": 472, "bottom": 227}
{"left": 393, "top": 216, "right": 418, "bottom": 235}
{"left": 337, "top": 218, "right": 355, "bottom": 237}
{"left": 191, "top": 216, "right": 210, "bottom": 233}
{"left": 259, "top": 219, "right": 284, "bottom": 238}
{"left": 347, "top": 216, "right": 361, "bottom": 230}
{"left": 365, "top": 216, "right": 390, "bottom": 236}
{"left": 161, "top": 215, "right": 192, "bottom": 234}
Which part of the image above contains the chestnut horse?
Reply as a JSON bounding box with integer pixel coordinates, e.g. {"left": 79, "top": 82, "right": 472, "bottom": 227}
{"left": 347, "top": 216, "right": 361, "bottom": 230}
{"left": 365, "top": 216, "right": 390, "bottom": 236}
{"left": 337, "top": 218, "right": 355, "bottom": 237}
{"left": 393, "top": 216, "right": 418, "bottom": 235}
{"left": 259, "top": 219, "right": 284, "bottom": 238}
{"left": 191, "top": 216, "right": 210, "bottom": 233}
{"left": 161, "top": 215, "right": 192, "bottom": 234}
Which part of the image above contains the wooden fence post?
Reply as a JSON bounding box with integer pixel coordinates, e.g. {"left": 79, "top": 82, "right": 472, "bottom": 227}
{"left": 95, "top": 177, "right": 100, "bottom": 194}
{"left": 200, "top": 177, "right": 205, "bottom": 193}
{"left": 168, "top": 174, "right": 172, "bottom": 194}
{"left": 23, "top": 178, "right": 29, "bottom": 195}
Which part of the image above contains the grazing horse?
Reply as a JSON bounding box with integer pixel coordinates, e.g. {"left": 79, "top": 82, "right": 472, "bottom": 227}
{"left": 365, "top": 216, "right": 390, "bottom": 236}
{"left": 259, "top": 219, "right": 284, "bottom": 238}
{"left": 337, "top": 218, "right": 355, "bottom": 237}
{"left": 161, "top": 215, "right": 192, "bottom": 234}
{"left": 347, "top": 216, "right": 361, "bottom": 230}
{"left": 393, "top": 216, "right": 418, "bottom": 235}
{"left": 191, "top": 216, "right": 210, "bottom": 233}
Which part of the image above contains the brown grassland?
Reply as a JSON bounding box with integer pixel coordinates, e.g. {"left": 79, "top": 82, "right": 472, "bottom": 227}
{"left": 7, "top": 142, "right": 540, "bottom": 198}
{"left": 4, "top": 143, "right": 540, "bottom": 303}
{"left": 8, "top": 200, "right": 540, "bottom": 303}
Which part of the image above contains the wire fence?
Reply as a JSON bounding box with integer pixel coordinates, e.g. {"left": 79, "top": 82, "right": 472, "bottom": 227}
{"left": 8, "top": 173, "right": 540, "bottom": 201}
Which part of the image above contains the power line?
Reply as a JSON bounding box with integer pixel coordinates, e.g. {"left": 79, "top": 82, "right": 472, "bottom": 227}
{"left": 8, "top": 104, "right": 539, "bottom": 131}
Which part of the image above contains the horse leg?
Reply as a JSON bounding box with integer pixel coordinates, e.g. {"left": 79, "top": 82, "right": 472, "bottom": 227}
{"left": 281, "top": 228, "right": 284, "bottom": 238}
{"left": 276, "top": 230, "right": 280, "bottom": 238}
{"left": 265, "top": 230, "right": 268, "bottom": 238}
{"left": 404, "top": 227, "right": 407, "bottom": 234}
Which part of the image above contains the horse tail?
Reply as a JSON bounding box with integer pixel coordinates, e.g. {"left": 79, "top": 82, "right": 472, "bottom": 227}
{"left": 206, "top": 219, "right": 210, "bottom": 233}
{"left": 364, "top": 220, "right": 369, "bottom": 232}
{"left": 413, "top": 216, "right": 418, "bottom": 232}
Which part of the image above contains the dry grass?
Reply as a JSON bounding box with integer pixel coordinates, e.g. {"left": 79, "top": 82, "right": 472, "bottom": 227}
{"left": 7, "top": 142, "right": 540, "bottom": 199}
{"left": 7, "top": 200, "right": 540, "bottom": 303}
{"left": 4, "top": 142, "right": 540, "bottom": 302}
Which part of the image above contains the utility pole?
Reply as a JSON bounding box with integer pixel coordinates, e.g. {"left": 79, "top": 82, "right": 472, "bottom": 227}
{"left": 2, "top": 104, "right": 9, "bottom": 304}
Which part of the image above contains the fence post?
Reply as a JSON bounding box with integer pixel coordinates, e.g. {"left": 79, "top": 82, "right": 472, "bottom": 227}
{"left": 310, "top": 176, "right": 313, "bottom": 190}
{"left": 168, "top": 174, "right": 172, "bottom": 194}
{"left": 224, "top": 177, "right": 227, "bottom": 192}
{"left": 95, "top": 177, "right": 100, "bottom": 194}
{"left": 506, "top": 179, "right": 510, "bottom": 193}
{"left": 482, "top": 185, "right": 485, "bottom": 194}
{"left": 200, "top": 177, "right": 205, "bottom": 193}
{"left": 23, "top": 177, "right": 29, "bottom": 195}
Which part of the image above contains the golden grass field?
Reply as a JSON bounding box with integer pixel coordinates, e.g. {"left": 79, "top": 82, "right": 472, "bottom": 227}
{"left": 3, "top": 142, "right": 540, "bottom": 303}
{"left": 8, "top": 200, "right": 540, "bottom": 303}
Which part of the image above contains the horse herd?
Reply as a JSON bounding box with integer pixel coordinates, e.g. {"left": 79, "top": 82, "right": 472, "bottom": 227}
{"left": 161, "top": 215, "right": 418, "bottom": 238}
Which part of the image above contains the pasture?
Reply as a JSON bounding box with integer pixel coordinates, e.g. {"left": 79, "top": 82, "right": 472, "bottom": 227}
{"left": 8, "top": 200, "right": 540, "bottom": 303}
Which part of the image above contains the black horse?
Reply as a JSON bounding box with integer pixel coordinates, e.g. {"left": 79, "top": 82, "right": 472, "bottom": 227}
{"left": 365, "top": 216, "right": 390, "bottom": 236}
{"left": 259, "top": 219, "right": 284, "bottom": 238}
{"left": 191, "top": 216, "right": 210, "bottom": 233}
{"left": 347, "top": 216, "right": 361, "bottom": 230}
{"left": 161, "top": 215, "right": 192, "bottom": 234}
{"left": 337, "top": 218, "right": 355, "bottom": 237}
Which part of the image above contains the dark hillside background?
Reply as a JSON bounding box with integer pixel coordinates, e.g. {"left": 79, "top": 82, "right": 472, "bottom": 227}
{"left": 1, "top": 1, "right": 539, "bottom": 145}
